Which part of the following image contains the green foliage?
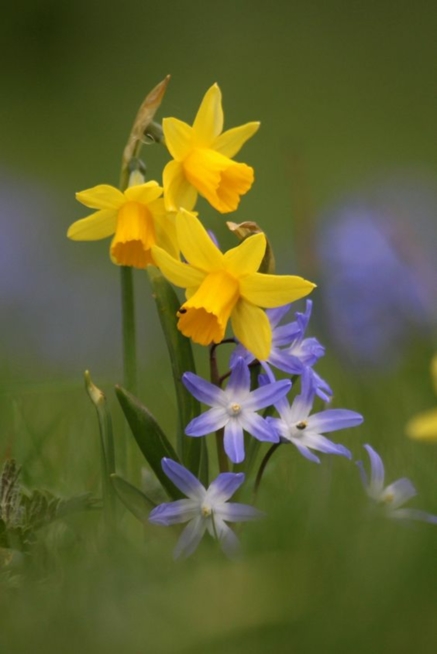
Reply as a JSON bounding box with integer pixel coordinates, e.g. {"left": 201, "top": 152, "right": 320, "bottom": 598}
{"left": 148, "top": 266, "right": 206, "bottom": 481}
{"left": 0, "top": 459, "right": 99, "bottom": 552}
{"left": 115, "top": 385, "right": 184, "bottom": 500}
{"left": 110, "top": 474, "right": 155, "bottom": 522}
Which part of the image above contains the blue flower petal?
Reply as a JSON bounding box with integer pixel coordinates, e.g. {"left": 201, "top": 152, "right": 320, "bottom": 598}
{"left": 311, "top": 370, "right": 333, "bottom": 402}
{"left": 239, "top": 412, "right": 279, "bottom": 443}
{"left": 298, "top": 432, "right": 351, "bottom": 458}
{"left": 223, "top": 420, "right": 245, "bottom": 463}
{"left": 307, "top": 409, "right": 363, "bottom": 434}
{"left": 182, "top": 372, "right": 224, "bottom": 406}
{"left": 363, "top": 444, "right": 385, "bottom": 496}
{"left": 174, "top": 515, "right": 206, "bottom": 559}
{"left": 272, "top": 322, "right": 299, "bottom": 346}
{"left": 206, "top": 472, "right": 245, "bottom": 503}
{"left": 185, "top": 407, "right": 228, "bottom": 436}
{"left": 149, "top": 499, "right": 198, "bottom": 525}
{"left": 290, "top": 440, "right": 321, "bottom": 463}
{"left": 383, "top": 477, "right": 417, "bottom": 509}
{"left": 289, "top": 372, "right": 315, "bottom": 421}
{"left": 229, "top": 344, "right": 254, "bottom": 369}
{"left": 244, "top": 379, "right": 291, "bottom": 411}
{"left": 266, "top": 303, "right": 292, "bottom": 328}
{"left": 391, "top": 508, "right": 437, "bottom": 524}
{"left": 211, "top": 516, "right": 240, "bottom": 558}
{"left": 162, "top": 458, "right": 205, "bottom": 500}
{"left": 216, "top": 502, "right": 265, "bottom": 522}
{"left": 270, "top": 351, "right": 304, "bottom": 375}
{"left": 226, "top": 357, "right": 250, "bottom": 395}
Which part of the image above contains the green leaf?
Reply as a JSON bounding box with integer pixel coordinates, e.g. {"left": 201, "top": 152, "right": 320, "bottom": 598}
{"left": 110, "top": 474, "right": 155, "bottom": 523}
{"left": 147, "top": 266, "right": 203, "bottom": 477}
{"left": 115, "top": 385, "right": 184, "bottom": 500}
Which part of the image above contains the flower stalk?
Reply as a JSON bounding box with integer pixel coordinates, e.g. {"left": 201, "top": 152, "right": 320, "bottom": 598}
{"left": 117, "top": 77, "right": 171, "bottom": 394}
{"left": 209, "top": 343, "right": 229, "bottom": 473}
{"left": 84, "top": 371, "right": 116, "bottom": 531}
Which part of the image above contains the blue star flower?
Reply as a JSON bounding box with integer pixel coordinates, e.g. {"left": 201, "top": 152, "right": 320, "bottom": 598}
{"left": 357, "top": 444, "right": 437, "bottom": 523}
{"left": 149, "top": 458, "right": 263, "bottom": 558}
{"left": 267, "top": 369, "right": 363, "bottom": 463}
{"left": 182, "top": 357, "right": 291, "bottom": 463}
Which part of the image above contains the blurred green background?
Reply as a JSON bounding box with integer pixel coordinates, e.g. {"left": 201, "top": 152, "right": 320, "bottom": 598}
{"left": 2, "top": 1, "right": 437, "bottom": 652}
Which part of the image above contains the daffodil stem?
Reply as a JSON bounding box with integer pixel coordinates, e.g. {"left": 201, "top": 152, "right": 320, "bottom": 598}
{"left": 210, "top": 344, "right": 229, "bottom": 473}
{"left": 120, "top": 266, "right": 138, "bottom": 395}
{"left": 215, "top": 427, "right": 229, "bottom": 474}
{"left": 254, "top": 443, "right": 280, "bottom": 498}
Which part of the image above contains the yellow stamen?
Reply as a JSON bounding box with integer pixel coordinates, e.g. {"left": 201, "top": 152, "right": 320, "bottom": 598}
{"left": 230, "top": 403, "right": 241, "bottom": 415}
{"left": 178, "top": 270, "right": 240, "bottom": 345}
{"left": 111, "top": 201, "right": 156, "bottom": 269}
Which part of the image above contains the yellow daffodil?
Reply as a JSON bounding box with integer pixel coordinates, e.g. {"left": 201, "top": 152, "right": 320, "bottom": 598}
{"left": 162, "top": 84, "right": 260, "bottom": 214}
{"left": 152, "top": 210, "right": 316, "bottom": 360}
{"left": 68, "top": 180, "right": 178, "bottom": 269}
{"left": 406, "top": 354, "right": 437, "bottom": 441}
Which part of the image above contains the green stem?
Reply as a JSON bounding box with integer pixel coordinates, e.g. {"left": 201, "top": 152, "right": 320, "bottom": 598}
{"left": 215, "top": 426, "right": 229, "bottom": 474}
{"left": 85, "top": 371, "right": 116, "bottom": 531}
{"left": 253, "top": 443, "right": 280, "bottom": 498}
{"left": 210, "top": 343, "right": 228, "bottom": 473}
{"left": 120, "top": 266, "right": 137, "bottom": 395}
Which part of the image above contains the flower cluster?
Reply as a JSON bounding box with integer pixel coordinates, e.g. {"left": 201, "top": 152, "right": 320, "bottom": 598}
{"left": 69, "top": 79, "right": 437, "bottom": 560}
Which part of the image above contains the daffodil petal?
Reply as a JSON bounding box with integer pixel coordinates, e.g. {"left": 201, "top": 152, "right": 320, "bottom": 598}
{"left": 124, "top": 181, "right": 162, "bottom": 204}
{"left": 162, "top": 117, "right": 194, "bottom": 160}
{"left": 240, "top": 273, "right": 316, "bottom": 308}
{"left": 213, "top": 122, "right": 260, "bottom": 158}
{"left": 192, "top": 83, "right": 223, "bottom": 146}
{"left": 152, "top": 246, "right": 206, "bottom": 288}
{"left": 67, "top": 209, "right": 117, "bottom": 241}
{"left": 224, "top": 232, "right": 266, "bottom": 276}
{"left": 176, "top": 209, "right": 224, "bottom": 272}
{"left": 152, "top": 203, "right": 179, "bottom": 259}
{"left": 231, "top": 300, "right": 272, "bottom": 361}
{"left": 75, "top": 185, "right": 125, "bottom": 210}
{"left": 406, "top": 408, "right": 437, "bottom": 441}
{"left": 163, "top": 160, "right": 198, "bottom": 212}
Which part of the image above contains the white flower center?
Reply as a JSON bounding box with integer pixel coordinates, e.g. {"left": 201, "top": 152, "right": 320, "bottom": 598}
{"left": 381, "top": 492, "right": 394, "bottom": 505}
{"left": 201, "top": 503, "right": 212, "bottom": 517}
{"left": 228, "top": 402, "right": 242, "bottom": 416}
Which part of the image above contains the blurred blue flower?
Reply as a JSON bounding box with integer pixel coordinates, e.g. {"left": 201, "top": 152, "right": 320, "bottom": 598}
{"left": 317, "top": 180, "right": 437, "bottom": 366}
{"left": 356, "top": 444, "right": 437, "bottom": 523}
{"left": 182, "top": 357, "right": 290, "bottom": 463}
{"left": 267, "top": 369, "right": 363, "bottom": 463}
{"left": 149, "top": 458, "right": 263, "bottom": 559}
{"left": 0, "top": 170, "right": 123, "bottom": 375}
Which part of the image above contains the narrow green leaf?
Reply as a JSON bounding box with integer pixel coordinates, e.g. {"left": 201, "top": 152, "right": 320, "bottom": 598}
{"left": 115, "top": 385, "right": 184, "bottom": 500}
{"left": 110, "top": 474, "right": 155, "bottom": 523}
{"left": 198, "top": 440, "right": 209, "bottom": 488}
{"left": 84, "top": 371, "right": 116, "bottom": 528}
{"left": 148, "top": 266, "right": 203, "bottom": 477}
